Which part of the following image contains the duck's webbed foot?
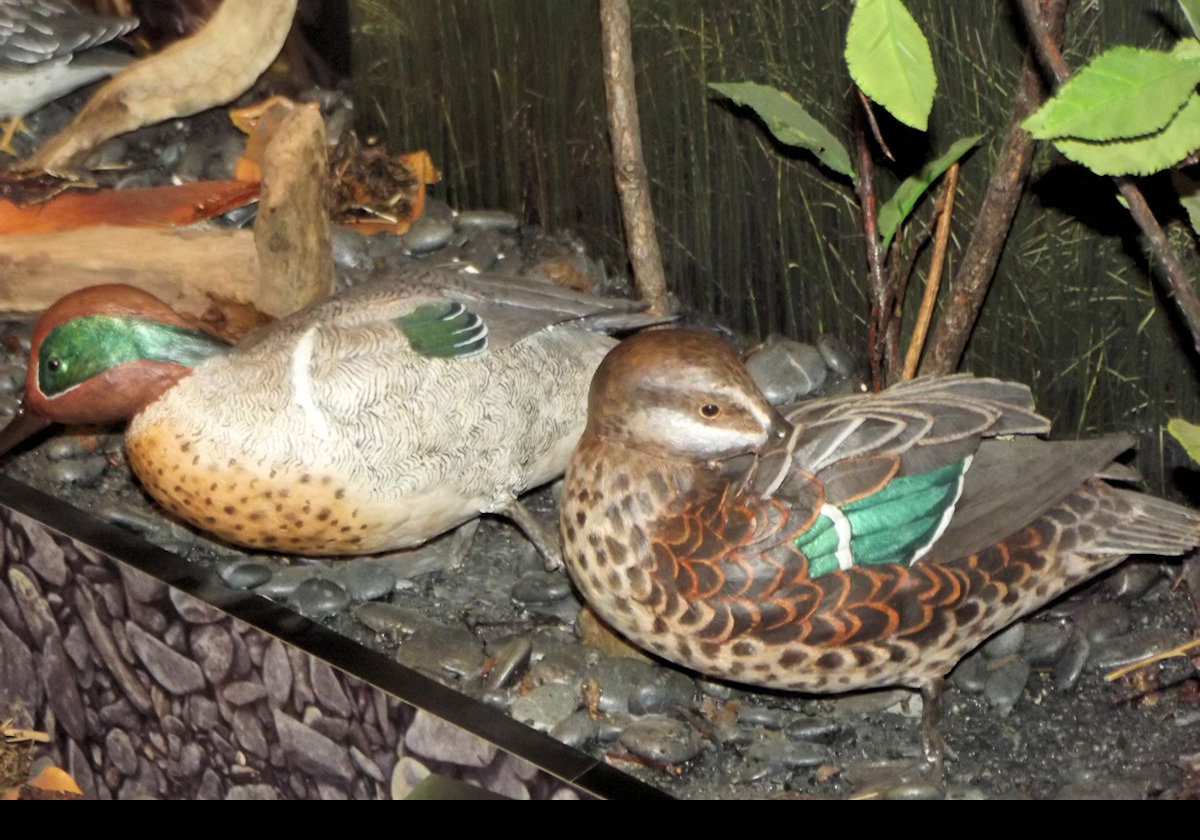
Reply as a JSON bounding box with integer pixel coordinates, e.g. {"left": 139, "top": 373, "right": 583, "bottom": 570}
{"left": 499, "top": 498, "right": 564, "bottom": 572}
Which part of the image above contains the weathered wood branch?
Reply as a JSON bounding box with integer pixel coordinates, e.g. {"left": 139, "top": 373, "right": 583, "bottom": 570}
{"left": 599, "top": 0, "right": 670, "bottom": 316}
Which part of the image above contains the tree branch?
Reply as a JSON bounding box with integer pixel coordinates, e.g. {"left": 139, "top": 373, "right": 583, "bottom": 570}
{"left": 1014, "top": 0, "right": 1200, "bottom": 359}
{"left": 599, "top": 0, "right": 670, "bottom": 315}
{"left": 919, "top": 0, "right": 1064, "bottom": 375}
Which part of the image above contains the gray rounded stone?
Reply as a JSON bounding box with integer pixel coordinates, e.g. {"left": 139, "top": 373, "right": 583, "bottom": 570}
{"left": 335, "top": 560, "right": 396, "bottom": 601}
{"left": 618, "top": 716, "right": 702, "bottom": 764}
{"left": 47, "top": 456, "right": 107, "bottom": 487}
{"left": 217, "top": 561, "right": 273, "bottom": 590}
{"left": 287, "top": 578, "right": 351, "bottom": 620}
{"left": 745, "top": 338, "right": 827, "bottom": 404}
{"left": 511, "top": 571, "right": 572, "bottom": 604}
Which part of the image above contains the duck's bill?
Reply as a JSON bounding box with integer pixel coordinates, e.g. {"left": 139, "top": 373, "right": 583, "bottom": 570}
{"left": 0, "top": 398, "right": 52, "bottom": 459}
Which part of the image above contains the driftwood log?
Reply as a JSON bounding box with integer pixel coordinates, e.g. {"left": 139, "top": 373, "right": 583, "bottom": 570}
{"left": 0, "top": 100, "right": 333, "bottom": 330}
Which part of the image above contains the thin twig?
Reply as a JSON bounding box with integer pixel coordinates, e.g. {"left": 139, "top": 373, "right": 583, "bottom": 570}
{"left": 884, "top": 212, "right": 938, "bottom": 381}
{"left": 903, "top": 162, "right": 959, "bottom": 379}
{"left": 598, "top": 0, "right": 670, "bottom": 316}
{"left": 1015, "top": 0, "right": 1200, "bottom": 359}
{"left": 856, "top": 88, "right": 894, "bottom": 162}
{"left": 854, "top": 87, "right": 889, "bottom": 391}
{"left": 1104, "top": 637, "right": 1200, "bottom": 682}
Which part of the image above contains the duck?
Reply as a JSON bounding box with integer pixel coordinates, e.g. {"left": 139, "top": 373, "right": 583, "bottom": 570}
{"left": 559, "top": 328, "right": 1200, "bottom": 761}
{"left": 0, "top": 0, "right": 138, "bottom": 155}
{"left": 0, "top": 267, "right": 658, "bottom": 565}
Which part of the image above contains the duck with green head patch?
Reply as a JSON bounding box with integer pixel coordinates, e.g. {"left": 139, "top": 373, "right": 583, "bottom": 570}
{"left": 560, "top": 329, "right": 1200, "bottom": 762}
{"left": 0, "top": 268, "right": 657, "bottom": 565}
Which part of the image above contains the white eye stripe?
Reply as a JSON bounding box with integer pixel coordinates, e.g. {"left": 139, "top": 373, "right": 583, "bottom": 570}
{"left": 644, "top": 407, "right": 767, "bottom": 458}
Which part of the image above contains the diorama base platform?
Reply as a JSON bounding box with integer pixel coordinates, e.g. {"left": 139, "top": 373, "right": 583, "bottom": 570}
{"left": 0, "top": 476, "right": 666, "bottom": 799}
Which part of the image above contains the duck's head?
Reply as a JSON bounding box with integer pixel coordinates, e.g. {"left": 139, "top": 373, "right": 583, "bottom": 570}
{"left": 586, "top": 328, "right": 790, "bottom": 462}
{"left": 0, "top": 284, "right": 230, "bottom": 454}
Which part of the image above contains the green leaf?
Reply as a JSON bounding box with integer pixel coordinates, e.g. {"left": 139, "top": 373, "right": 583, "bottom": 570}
{"left": 1052, "top": 90, "right": 1200, "bottom": 175}
{"left": 845, "top": 0, "right": 936, "bottom": 131}
{"left": 1167, "top": 417, "right": 1200, "bottom": 464}
{"left": 877, "top": 134, "right": 983, "bottom": 250}
{"left": 709, "top": 81, "right": 854, "bottom": 177}
{"left": 1022, "top": 45, "right": 1200, "bottom": 141}
{"left": 1181, "top": 0, "right": 1200, "bottom": 40}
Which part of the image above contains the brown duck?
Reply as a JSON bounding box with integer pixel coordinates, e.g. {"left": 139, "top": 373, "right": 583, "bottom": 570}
{"left": 560, "top": 329, "right": 1200, "bottom": 759}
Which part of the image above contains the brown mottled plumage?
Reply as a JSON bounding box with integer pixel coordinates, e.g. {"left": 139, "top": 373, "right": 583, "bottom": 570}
{"left": 561, "top": 329, "right": 1200, "bottom": 758}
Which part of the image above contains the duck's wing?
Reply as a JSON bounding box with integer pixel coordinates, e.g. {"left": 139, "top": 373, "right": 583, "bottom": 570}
{"left": 926, "top": 435, "right": 1136, "bottom": 561}
{"left": 736, "top": 376, "right": 1053, "bottom": 576}
{"left": 294, "top": 268, "right": 670, "bottom": 356}
{"left": 0, "top": 1, "right": 136, "bottom": 67}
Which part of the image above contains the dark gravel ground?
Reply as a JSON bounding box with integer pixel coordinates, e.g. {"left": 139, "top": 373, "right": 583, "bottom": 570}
{"left": 2, "top": 426, "right": 1199, "bottom": 799}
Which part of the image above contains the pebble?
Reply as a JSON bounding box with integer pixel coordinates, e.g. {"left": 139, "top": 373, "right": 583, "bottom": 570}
{"left": 401, "top": 220, "right": 456, "bottom": 254}
{"left": 287, "top": 578, "right": 351, "bottom": 621}
{"left": 1052, "top": 628, "right": 1091, "bottom": 690}
{"left": 549, "top": 709, "right": 601, "bottom": 749}
{"left": 628, "top": 669, "right": 697, "bottom": 715}
{"left": 1069, "top": 601, "right": 1132, "bottom": 644}
{"left": 1101, "top": 562, "right": 1163, "bottom": 600}
{"left": 982, "top": 622, "right": 1025, "bottom": 658}
{"left": 333, "top": 560, "right": 396, "bottom": 601}
{"left": 217, "top": 561, "right": 273, "bottom": 590}
{"left": 220, "top": 204, "right": 258, "bottom": 229}
{"left": 45, "top": 437, "right": 87, "bottom": 461}
{"left": 745, "top": 338, "right": 827, "bottom": 404}
{"left": 452, "top": 228, "right": 504, "bottom": 272}
{"left": 330, "top": 226, "right": 374, "bottom": 269}
{"left": 47, "top": 456, "right": 108, "bottom": 487}
{"left": 510, "top": 571, "right": 572, "bottom": 605}
{"left": 509, "top": 683, "right": 580, "bottom": 733}
{"left": 744, "top": 734, "right": 828, "bottom": 768}
{"left": 785, "top": 716, "right": 849, "bottom": 744}
{"left": 526, "top": 644, "right": 601, "bottom": 689}
{"left": 585, "top": 657, "right": 663, "bottom": 713}
{"left": 1091, "top": 629, "right": 1189, "bottom": 670}
{"left": 982, "top": 656, "right": 1031, "bottom": 715}
{"left": 881, "top": 783, "right": 946, "bottom": 800}
{"left": 393, "top": 626, "right": 485, "bottom": 680}
{"left": 484, "top": 636, "right": 532, "bottom": 691}
{"left": 102, "top": 505, "right": 195, "bottom": 547}
{"left": 255, "top": 566, "right": 330, "bottom": 600}
{"left": 1020, "top": 622, "right": 1071, "bottom": 667}
{"left": 951, "top": 650, "right": 989, "bottom": 693}
{"left": 816, "top": 333, "right": 857, "bottom": 378}
{"left": 454, "top": 209, "right": 519, "bottom": 233}
{"left": 618, "top": 716, "right": 702, "bottom": 765}
{"left": 737, "top": 704, "right": 794, "bottom": 730}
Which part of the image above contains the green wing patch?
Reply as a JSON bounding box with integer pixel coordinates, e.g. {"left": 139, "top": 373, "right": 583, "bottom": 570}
{"left": 797, "top": 460, "right": 966, "bottom": 578}
{"left": 395, "top": 302, "right": 488, "bottom": 358}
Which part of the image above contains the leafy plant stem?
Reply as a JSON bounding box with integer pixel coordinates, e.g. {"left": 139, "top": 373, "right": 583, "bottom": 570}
{"left": 884, "top": 219, "right": 935, "bottom": 382}
{"left": 903, "top": 161, "right": 959, "bottom": 380}
{"left": 1016, "top": 0, "right": 1200, "bottom": 359}
{"left": 856, "top": 87, "right": 895, "bottom": 162}
{"left": 854, "top": 86, "right": 889, "bottom": 391}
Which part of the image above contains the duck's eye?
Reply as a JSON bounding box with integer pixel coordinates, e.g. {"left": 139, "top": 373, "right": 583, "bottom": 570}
{"left": 699, "top": 403, "right": 721, "bottom": 419}
{"left": 46, "top": 358, "right": 62, "bottom": 373}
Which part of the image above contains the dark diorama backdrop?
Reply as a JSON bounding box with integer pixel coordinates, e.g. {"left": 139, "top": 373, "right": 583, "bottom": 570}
{"left": 349, "top": 0, "right": 1200, "bottom": 497}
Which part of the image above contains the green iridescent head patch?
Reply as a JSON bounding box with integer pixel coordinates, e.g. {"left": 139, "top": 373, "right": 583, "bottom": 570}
{"left": 38, "top": 314, "right": 229, "bottom": 398}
